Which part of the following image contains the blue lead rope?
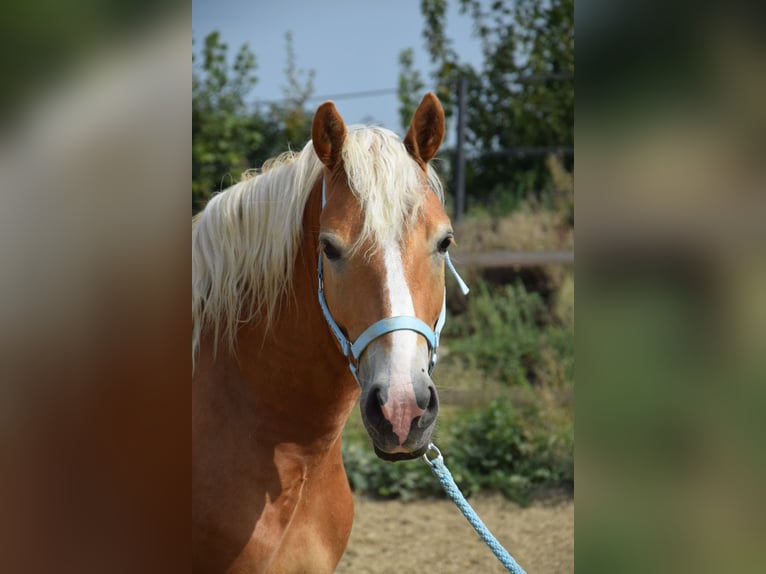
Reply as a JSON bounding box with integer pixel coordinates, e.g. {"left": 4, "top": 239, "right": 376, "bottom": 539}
{"left": 423, "top": 444, "right": 527, "bottom": 574}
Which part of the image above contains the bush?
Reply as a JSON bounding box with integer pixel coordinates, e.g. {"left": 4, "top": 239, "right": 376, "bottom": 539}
{"left": 444, "top": 398, "right": 573, "bottom": 505}
{"left": 443, "top": 281, "right": 573, "bottom": 388}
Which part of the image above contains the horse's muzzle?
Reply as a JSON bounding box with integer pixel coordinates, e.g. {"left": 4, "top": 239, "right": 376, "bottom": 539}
{"left": 360, "top": 373, "right": 439, "bottom": 461}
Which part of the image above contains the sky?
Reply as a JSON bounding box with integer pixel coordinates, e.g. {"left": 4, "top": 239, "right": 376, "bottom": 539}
{"left": 192, "top": 0, "right": 485, "bottom": 139}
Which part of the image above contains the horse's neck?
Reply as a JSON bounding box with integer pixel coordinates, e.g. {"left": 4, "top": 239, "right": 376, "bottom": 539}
{"left": 196, "top": 179, "right": 358, "bottom": 451}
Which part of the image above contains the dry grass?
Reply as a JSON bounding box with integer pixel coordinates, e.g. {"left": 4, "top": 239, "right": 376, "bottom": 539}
{"left": 453, "top": 153, "right": 573, "bottom": 254}
{"left": 454, "top": 201, "right": 573, "bottom": 254}
{"left": 446, "top": 198, "right": 574, "bottom": 302}
{"left": 553, "top": 272, "right": 575, "bottom": 326}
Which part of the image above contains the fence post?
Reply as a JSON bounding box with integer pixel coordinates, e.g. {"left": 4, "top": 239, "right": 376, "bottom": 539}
{"left": 453, "top": 76, "right": 467, "bottom": 223}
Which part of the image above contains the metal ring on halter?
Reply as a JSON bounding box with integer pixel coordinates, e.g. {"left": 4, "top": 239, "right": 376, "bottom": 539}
{"left": 421, "top": 442, "right": 443, "bottom": 466}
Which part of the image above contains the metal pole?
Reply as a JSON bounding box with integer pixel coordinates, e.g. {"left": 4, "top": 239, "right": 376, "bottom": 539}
{"left": 453, "top": 76, "right": 467, "bottom": 223}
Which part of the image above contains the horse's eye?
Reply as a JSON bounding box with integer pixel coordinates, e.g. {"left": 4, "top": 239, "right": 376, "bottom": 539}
{"left": 322, "top": 240, "right": 342, "bottom": 261}
{"left": 437, "top": 235, "right": 453, "bottom": 254}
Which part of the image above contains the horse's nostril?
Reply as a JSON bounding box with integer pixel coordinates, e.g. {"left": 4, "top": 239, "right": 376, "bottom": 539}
{"left": 427, "top": 385, "right": 438, "bottom": 411}
{"left": 362, "top": 384, "right": 386, "bottom": 428}
{"left": 417, "top": 384, "right": 439, "bottom": 430}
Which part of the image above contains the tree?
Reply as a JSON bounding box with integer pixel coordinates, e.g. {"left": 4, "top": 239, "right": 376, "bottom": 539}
{"left": 192, "top": 32, "right": 263, "bottom": 213}
{"left": 192, "top": 31, "right": 316, "bottom": 214}
{"left": 405, "top": 0, "right": 574, "bottom": 213}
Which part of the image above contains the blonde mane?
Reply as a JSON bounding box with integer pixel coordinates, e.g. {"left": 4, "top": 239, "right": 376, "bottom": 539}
{"left": 192, "top": 125, "right": 444, "bottom": 364}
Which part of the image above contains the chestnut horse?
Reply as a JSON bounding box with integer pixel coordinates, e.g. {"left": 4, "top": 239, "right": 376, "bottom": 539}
{"left": 193, "top": 94, "right": 455, "bottom": 573}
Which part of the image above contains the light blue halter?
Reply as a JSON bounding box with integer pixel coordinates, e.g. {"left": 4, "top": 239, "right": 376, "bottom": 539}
{"left": 317, "top": 178, "right": 469, "bottom": 386}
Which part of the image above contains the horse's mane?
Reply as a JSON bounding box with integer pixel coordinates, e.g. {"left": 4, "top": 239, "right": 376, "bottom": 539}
{"left": 192, "top": 125, "right": 444, "bottom": 364}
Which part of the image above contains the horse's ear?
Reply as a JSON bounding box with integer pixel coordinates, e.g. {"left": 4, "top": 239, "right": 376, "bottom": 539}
{"left": 312, "top": 101, "right": 347, "bottom": 169}
{"left": 404, "top": 93, "right": 445, "bottom": 165}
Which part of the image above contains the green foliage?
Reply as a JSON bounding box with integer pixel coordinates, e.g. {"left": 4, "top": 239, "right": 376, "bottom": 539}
{"left": 192, "top": 31, "right": 315, "bottom": 214}
{"left": 444, "top": 280, "right": 573, "bottom": 388}
{"left": 342, "top": 397, "right": 573, "bottom": 505}
{"left": 445, "top": 398, "right": 574, "bottom": 504}
{"left": 412, "top": 0, "right": 574, "bottom": 211}
{"left": 193, "top": 32, "right": 262, "bottom": 213}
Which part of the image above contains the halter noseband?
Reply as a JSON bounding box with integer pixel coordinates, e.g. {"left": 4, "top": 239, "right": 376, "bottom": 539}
{"left": 316, "top": 178, "right": 469, "bottom": 386}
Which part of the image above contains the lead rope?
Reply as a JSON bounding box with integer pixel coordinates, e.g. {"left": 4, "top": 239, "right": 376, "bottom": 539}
{"left": 423, "top": 445, "right": 527, "bottom": 574}
{"left": 426, "top": 241, "right": 524, "bottom": 572}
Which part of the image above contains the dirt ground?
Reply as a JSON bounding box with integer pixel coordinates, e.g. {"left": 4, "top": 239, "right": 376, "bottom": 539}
{"left": 336, "top": 493, "right": 573, "bottom": 573}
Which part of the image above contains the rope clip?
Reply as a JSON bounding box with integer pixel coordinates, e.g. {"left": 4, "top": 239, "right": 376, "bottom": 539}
{"left": 422, "top": 442, "right": 443, "bottom": 467}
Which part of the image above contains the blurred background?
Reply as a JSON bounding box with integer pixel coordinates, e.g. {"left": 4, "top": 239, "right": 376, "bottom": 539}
{"left": 1, "top": 3, "right": 190, "bottom": 574}
{"left": 577, "top": 2, "right": 766, "bottom": 573}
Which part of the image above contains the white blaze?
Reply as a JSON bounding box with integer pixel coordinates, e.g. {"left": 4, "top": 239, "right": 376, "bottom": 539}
{"left": 379, "top": 240, "right": 424, "bottom": 445}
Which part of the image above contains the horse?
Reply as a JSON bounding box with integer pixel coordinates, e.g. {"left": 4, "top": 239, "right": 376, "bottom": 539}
{"left": 192, "top": 93, "right": 456, "bottom": 573}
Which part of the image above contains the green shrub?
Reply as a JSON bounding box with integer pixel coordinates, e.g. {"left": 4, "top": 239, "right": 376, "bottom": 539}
{"left": 445, "top": 398, "right": 573, "bottom": 505}
{"left": 444, "top": 280, "right": 572, "bottom": 388}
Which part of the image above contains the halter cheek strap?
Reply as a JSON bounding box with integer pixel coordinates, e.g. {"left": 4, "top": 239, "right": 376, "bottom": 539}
{"left": 317, "top": 178, "right": 468, "bottom": 386}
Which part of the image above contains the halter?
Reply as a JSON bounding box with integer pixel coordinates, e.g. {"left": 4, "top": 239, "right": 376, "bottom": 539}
{"left": 317, "top": 178, "right": 469, "bottom": 386}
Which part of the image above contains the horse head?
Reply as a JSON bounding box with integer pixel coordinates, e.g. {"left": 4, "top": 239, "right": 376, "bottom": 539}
{"left": 311, "top": 94, "right": 451, "bottom": 461}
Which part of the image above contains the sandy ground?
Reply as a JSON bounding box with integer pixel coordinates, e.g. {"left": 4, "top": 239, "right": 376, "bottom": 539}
{"left": 336, "top": 493, "right": 573, "bottom": 573}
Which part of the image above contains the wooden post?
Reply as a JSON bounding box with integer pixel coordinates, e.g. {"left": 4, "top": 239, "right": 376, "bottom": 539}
{"left": 453, "top": 76, "right": 467, "bottom": 223}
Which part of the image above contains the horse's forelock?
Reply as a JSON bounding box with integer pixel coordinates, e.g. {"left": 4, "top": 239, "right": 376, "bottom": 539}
{"left": 341, "top": 126, "right": 443, "bottom": 255}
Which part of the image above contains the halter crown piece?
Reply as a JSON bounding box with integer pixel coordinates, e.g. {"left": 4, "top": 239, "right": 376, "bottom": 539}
{"left": 317, "top": 177, "right": 469, "bottom": 386}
